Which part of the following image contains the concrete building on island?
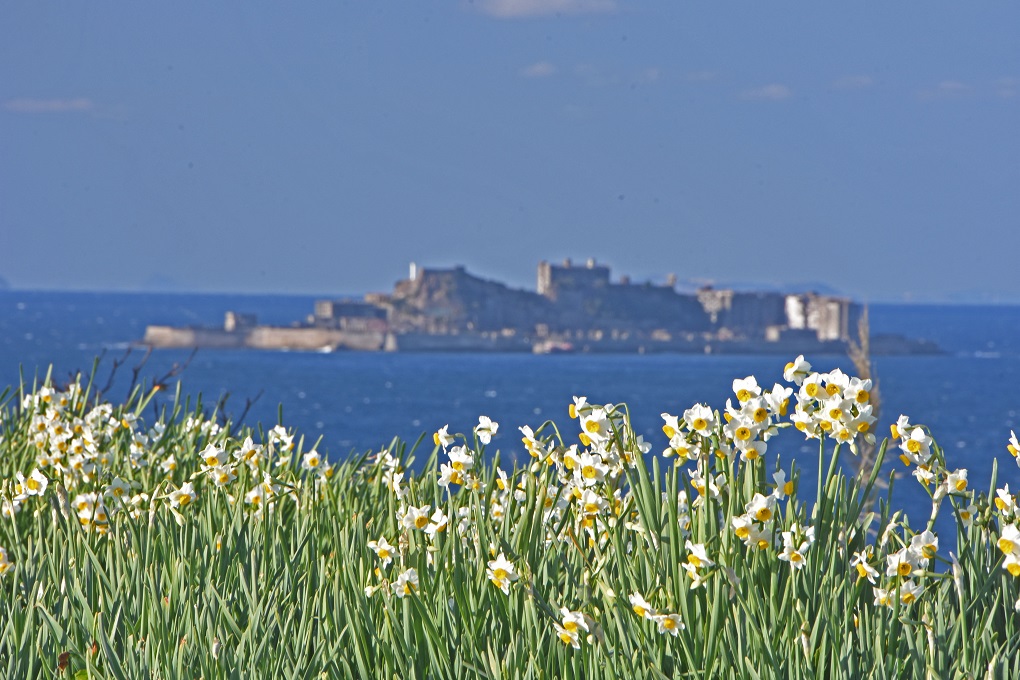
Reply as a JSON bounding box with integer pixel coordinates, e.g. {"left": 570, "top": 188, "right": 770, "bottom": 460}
{"left": 142, "top": 259, "right": 938, "bottom": 355}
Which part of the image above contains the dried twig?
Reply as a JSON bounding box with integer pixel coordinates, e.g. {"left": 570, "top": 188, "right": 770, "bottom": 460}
{"left": 846, "top": 306, "right": 886, "bottom": 501}
{"left": 150, "top": 348, "right": 198, "bottom": 393}
{"left": 235, "top": 390, "right": 265, "bottom": 428}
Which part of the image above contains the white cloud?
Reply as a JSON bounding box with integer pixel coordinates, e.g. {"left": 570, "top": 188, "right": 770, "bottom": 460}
{"left": 832, "top": 75, "right": 873, "bottom": 90}
{"left": 996, "top": 77, "right": 1018, "bottom": 99}
{"left": 476, "top": 0, "right": 616, "bottom": 19}
{"left": 937, "top": 80, "right": 968, "bottom": 94}
{"left": 683, "top": 70, "right": 718, "bottom": 83}
{"left": 916, "top": 80, "right": 971, "bottom": 100}
{"left": 4, "top": 97, "right": 94, "bottom": 113}
{"left": 740, "top": 84, "right": 791, "bottom": 101}
{"left": 636, "top": 67, "right": 660, "bottom": 83}
{"left": 521, "top": 61, "right": 556, "bottom": 78}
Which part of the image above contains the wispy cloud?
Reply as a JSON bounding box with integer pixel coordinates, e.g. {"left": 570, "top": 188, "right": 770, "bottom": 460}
{"left": 521, "top": 61, "right": 556, "bottom": 78}
{"left": 683, "top": 70, "right": 718, "bottom": 83}
{"left": 832, "top": 75, "right": 873, "bottom": 90}
{"left": 4, "top": 97, "right": 94, "bottom": 113}
{"left": 476, "top": 0, "right": 616, "bottom": 19}
{"left": 916, "top": 80, "right": 970, "bottom": 100}
{"left": 740, "top": 84, "right": 791, "bottom": 101}
{"left": 996, "top": 77, "right": 1018, "bottom": 99}
{"left": 635, "top": 67, "right": 660, "bottom": 84}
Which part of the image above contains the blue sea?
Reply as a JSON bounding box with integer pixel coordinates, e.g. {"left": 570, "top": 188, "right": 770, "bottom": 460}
{"left": 2, "top": 291, "right": 1019, "bottom": 538}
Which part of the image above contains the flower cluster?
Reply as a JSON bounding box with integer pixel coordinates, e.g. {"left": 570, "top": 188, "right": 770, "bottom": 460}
{"left": 3, "top": 355, "right": 1018, "bottom": 667}
{"left": 2, "top": 378, "right": 329, "bottom": 534}
{"left": 629, "top": 593, "right": 684, "bottom": 637}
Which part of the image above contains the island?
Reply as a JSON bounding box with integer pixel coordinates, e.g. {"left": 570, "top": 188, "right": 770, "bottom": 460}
{"left": 141, "top": 259, "right": 940, "bottom": 355}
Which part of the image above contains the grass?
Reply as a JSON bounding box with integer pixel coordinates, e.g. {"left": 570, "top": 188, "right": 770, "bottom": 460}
{"left": 1, "top": 359, "right": 1019, "bottom": 678}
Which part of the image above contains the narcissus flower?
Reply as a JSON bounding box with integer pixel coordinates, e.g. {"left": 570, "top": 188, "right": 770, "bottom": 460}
{"left": 559, "top": 607, "right": 589, "bottom": 636}
{"left": 629, "top": 593, "right": 654, "bottom": 619}
{"left": 554, "top": 623, "right": 580, "bottom": 648}
{"left": 301, "top": 450, "right": 322, "bottom": 471}
{"left": 997, "top": 525, "right": 1020, "bottom": 556}
{"left": 732, "top": 376, "right": 761, "bottom": 403}
{"left": 200, "top": 444, "right": 228, "bottom": 469}
{"left": 401, "top": 504, "right": 432, "bottom": 531}
{"left": 783, "top": 355, "right": 812, "bottom": 385}
{"left": 434, "top": 425, "right": 454, "bottom": 449}
{"left": 368, "top": 536, "right": 396, "bottom": 568}
{"left": 169, "top": 482, "right": 197, "bottom": 508}
{"left": 683, "top": 403, "right": 715, "bottom": 436}
{"left": 850, "top": 548, "right": 879, "bottom": 584}
{"left": 425, "top": 508, "right": 449, "bottom": 538}
{"left": 474, "top": 416, "right": 498, "bottom": 445}
{"left": 0, "top": 546, "right": 13, "bottom": 576}
{"left": 654, "top": 613, "right": 684, "bottom": 636}
{"left": 392, "top": 568, "right": 419, "bottom": 597}
{"left": 486, "top": 552, "right": 518, "bottom": 594}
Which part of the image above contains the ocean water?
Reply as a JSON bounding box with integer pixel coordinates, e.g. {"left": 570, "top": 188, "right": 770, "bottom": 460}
{"left": 1, "top": 291, "right": 1019, "bottom": 537}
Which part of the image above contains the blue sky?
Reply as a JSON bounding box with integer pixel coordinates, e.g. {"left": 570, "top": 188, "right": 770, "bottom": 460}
{"left": 1, "top": 1, "right": 1018, "bottom": 302}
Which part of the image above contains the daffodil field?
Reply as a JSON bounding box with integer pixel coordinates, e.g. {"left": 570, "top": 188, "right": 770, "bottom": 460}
{"left": 3, "top": 357, "right": 1020, "bottom": 678}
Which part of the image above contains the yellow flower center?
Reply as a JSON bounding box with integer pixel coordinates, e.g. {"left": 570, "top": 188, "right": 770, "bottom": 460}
{"left": 736, "top": 389, "right": 752, "bottom": 402}
{"left": 753, "top": 408, "right": 768, "bottom": 423}
{"left": 805, "top": 384, "right": 819, "bottom": 398}
{"left": 897, "top": 562, "right": 912, "bottom": 577}
{"left": 569, "top": 404, "right": 577, "bottom": 419}
{"left": 735, "top": 427, "right": 751, "bottom": 441}
{"left": 856, "top": 391, "right": 869, "bottom": 404}
{"left": 755, "top": 507, "right": 772, "bottom": 522}
{"left": 585, "top": 420, "right": 601, "bottom": 434}
{"left": 663, "top": 425, "right": 676, "bottom": 439}
{"left": 906, "top": 439, "right": 922, "bottom": 454}
{"left": 415, "top": 515, "right": 429, "bottom": 529}
{"left": 693, "top": 418, "right": 707, "bottom": 431}
{"left": 825, "top": 384, "right": 841, "bottom": 396}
